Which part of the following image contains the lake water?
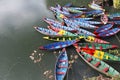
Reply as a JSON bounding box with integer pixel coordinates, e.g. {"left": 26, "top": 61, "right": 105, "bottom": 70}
{"left": 0, "top": 0, "right": 120, "bottom": 80}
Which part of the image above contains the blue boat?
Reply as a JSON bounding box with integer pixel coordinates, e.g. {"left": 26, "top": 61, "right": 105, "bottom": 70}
{"left": 97, "top": 27, "right": 120, "bottom": 37}
{"left": 43, "top": 18, "right": 62, "bottom": 25}
{"left": 34, "top": 27, "right": 62, "bottom": 37}
{"left": 109, "top": 13, "right": 120, "bottom": 19}
{"left": 51, "top": 23, "right": 76, "bottom": 32}
{"left": 64, "top": 18, "right": 96, "bottom": 36}
{"left": 64, "top": 18, "right": 98, "bottom": 29}
{"left": 39, "top": 40, "right": 79, "bottom": 50}
{"left": 85, "top": 10, "right": 104, "bottom": 17}
{"left": 55, "top": 48, "right": 68, "bottom": 80}
{"left": 71, "top": 18, "right": 93, "bottom": 21}
{"left": 112, "top": 21, "right": 120, "bottom": 25}
{"left": 94, "top": 23, "right": 114, "bottom": 34}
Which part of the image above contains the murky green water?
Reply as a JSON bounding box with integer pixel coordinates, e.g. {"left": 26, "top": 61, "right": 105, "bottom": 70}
{"left": 0, "top": 0, "right": 120, "bottom": 80}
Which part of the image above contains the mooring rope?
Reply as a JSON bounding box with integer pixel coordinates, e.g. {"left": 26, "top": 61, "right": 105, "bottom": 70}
{"left": 115, "top": 34, "right": 120, "bottom": 43}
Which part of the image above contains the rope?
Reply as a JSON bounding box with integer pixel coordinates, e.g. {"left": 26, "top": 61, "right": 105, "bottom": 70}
{"left": 115, "top": 34, "right": 120, "bottom": 43}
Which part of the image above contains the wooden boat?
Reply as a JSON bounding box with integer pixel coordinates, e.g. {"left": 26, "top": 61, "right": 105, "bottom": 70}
{"left": 67, "top": 7, "right": 87, "bottom": 10}
{"left": 72, "top": 18, "right": 103, "bottom": 24}
{"left": 50, "top": 6, "right": 70, "bottom": 16}
{"left": 97, "top": 28, "right": 120, "bottom": 37}
{"left": 88, "top": 3, "right": 104, "bottom": 11}
{"left": 94, "top": 23, "right": 114, "bottom": 34}
{"left": 77, "top": 28, "right": 96, "bottom": 36}
{"left": 84, "top": 36, "right": 110, "bottom": 44}
{"left": 75, "top": 48, "right": 120, "bottom": 77}
{"left": 50, "top": 23, "right": 77, "bottom": 32}
{"left": 85, "top": 10, "right": 104, "bottom": 17}
{"left": 75, "top": 43, "right": 118, "bottom": 50}
{"left": 111, "top": 21, "right": 120, "bottom": 25}
{"left": 39, "top": 40, "right": 79, "bottom": 50}
{"left": 100, "top": 14, "right": 108, "bottom": 24}
{"left": 66, "top": 7, "right": 83, "bottom": 13}
{"left": 71, "top": 18, "right": 93, "bottom": 21}
{"left": 43, "top": 36, "right": 82, "bottom": 42}
{"left": 34, "top": 26, "right": 62, "bottom": 37}
{"left": 43, "top": 18, "right": 62, "bottom": 25}
{"left": 55, "top": 48, "right": 68, "bottom": 80}
{"left": 57, "top": 29, "right": 79, "bottom": 37}
{"left": 109, "top": 13, "right": 120, "bottom": 19}
{"left": 73, "top": 19, "right": 99, "bottom": 29}
{"left": 77, "top": 47, "right": 120, "bottom": 61}
{"left": 80, "top": 20, "right": 102, "bottom": 25}
{"left": 64, "top": 18, "right": 96, "bottom": 36}
{"left": 55, "top": 12, "right": 66, "bottom": 22}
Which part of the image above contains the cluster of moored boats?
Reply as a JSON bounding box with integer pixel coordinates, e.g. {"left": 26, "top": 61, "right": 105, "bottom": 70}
{"left": 34, "top": 1, "right": 120, "bottom": 80}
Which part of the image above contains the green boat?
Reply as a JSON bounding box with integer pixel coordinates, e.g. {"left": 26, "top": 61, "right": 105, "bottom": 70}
{"left": 67, "top": 7, "right": 83, "bottom": 13}
{"left": 57, "top": 29, "right": 79, "bottom": 37}
{"left": 43, "top": 36, "right": 82, "bottom": 42}
{"left": 76, "top": 48, "right": 120, "bottom": 77}
{"left": 77, "top": 43, "right": 118, "bottom": 50}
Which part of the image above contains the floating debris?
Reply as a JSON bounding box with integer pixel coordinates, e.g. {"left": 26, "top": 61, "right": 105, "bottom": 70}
{"left": 43, "top": 70, "right": 54, "bottom": 80}
{"left": 29, "top": 50, "right": 44, "bottom": 63}
{"left": 29, "top": 56, "right": 34, "bottom": 60}
{"left": 34, "top": 50, "right": 37, "bottom": 53}
{"left": 74, "top": 55, "right": 78, "bottom": 59}
{"left": 48, "top": 75, "right": 54, "bottom": 79}
{"left": 53, "top": 51, "right": 57, "bottom": 54}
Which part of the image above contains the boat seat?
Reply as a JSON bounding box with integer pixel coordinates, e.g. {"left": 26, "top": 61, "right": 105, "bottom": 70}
{"left": 57, "top": 72, "right": 65, "bottom": 75}
{"left": 99, "top": 46, "right": 103, "bottom": 50}
{"left": 59, "top": 60, "right": 67, "bottom": 62}
{"left": 87, "top": 58, "right": 93, "bottom": 62}
{"left": 94, "top": 62, "right": 101, "bottom": 67}
{"left": 103, "top": 67, "right": 109, "bottom": 72}
{"left": 58, "top": 66, "right": 68, "bottom": 68}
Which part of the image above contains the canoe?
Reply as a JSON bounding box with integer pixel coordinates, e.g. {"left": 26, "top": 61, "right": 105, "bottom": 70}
{"left": 64, "top": 18, "right": 79, "bottom": 27}
{"left": 43, "top": 18, "right": 62, "bottom": 25}
{"left": 111, "top": 21, "right": 120, "bottom": 25}
{"left": 94, "top": 23, "right": 114, "bottom": 34}
{"left": 64, "top": 18, "right": 96, "bottom": 36}
{"left": 109, "top": 13, "right": 120, "bottom": 19}
{"left": 85, "top": 10, "right": 104, "bottom": 17}
{"left": 50, "top": 23, "right": 77, "bottom": 32}
{"left": 72, "top": 18, "right": 102, "bottom": 24}
{"left": 55, "top": 12, "right": 66, "bottom": 22}
{"left": 50, "top": 6, "right": 70, "bottom": 16}
{"left": 67, "top": 7, "right": 87, "bottom": 10}
{"left": 75, "top": 43, "right": 118, "bottom": 50}
{"left": 43, "top": 36, "right": 82, "bottom": 42}
{"left": 80, "top": 20, "right": 102, "bottom": 25}
{"left": 55, "top": 48, "right": 68, "bottom": 80}
{"left": 34, "top": 27, "right": 62, "bottom": 37}
{"left": 66, "top": 7, "right": 83, "bottom": 13}
{"left": 84, "top": 36, "right": 110, "bottom": 44}
{"left": 39, "top": 40, "right": 79, "bottom": 50}
{"left": 97, "top": 28, "right": 120, "bottom": 37}
{"left": 75, "top": 48, "right": 120, "bottom": 77}
{"left": 71, "top": 18, "right": 93, "bottom": 21}
{"left": 73, "top": 19, "right": 99, "bottom": 29}
{"left": 88, "top": 3, "right": 104, "bottom": 11}
{"left": 57, "top": 29, "right": 79, "bottom": 37}
{"left": 48, "top": 25, "right": 77, "bottom": 33}
{"left": 77, "top": 28, "right": 96, "bottom": 36}
{"left": 100, "top": 14, "right": 108, "bottom": 24}
{"left": 79, "top": 47, "right": 120, "bottom": 61}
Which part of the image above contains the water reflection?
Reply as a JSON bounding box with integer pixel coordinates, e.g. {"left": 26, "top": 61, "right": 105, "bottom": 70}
{"left": 0, "top": 0, "right": 51, "bottom": 34}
